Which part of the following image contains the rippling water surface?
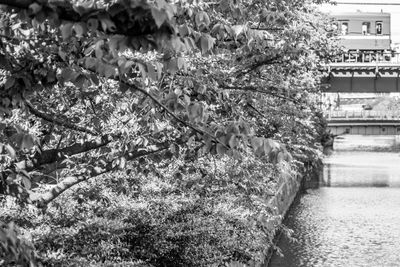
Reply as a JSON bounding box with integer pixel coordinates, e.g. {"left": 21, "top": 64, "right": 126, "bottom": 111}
{"left": 269, "top": 135, "right": 400, "bottom": 267}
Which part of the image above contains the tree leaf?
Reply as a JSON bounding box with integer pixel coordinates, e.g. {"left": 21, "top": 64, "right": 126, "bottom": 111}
{"left": 29, "top": 3, "right": 42, "bottom": 14}
{"left": 118, "top": 157, "right": 127, "bottom": 170}
{"left": 85, "top": 57, "right": 97, "bottom": 69}
{"left": 195, "top": 11, "right": 204, "bottom": 27}
{"left": 179, "top": 25, "right": 190, "bottom": 37}
{"left": 60, "top": 22, "right": 74, "bottom": 40}
{"left": 104, "top": 65, "right": 116, "bottom": 78}
{"left": 4, "top": 77, "right": 15, "bottom": 90}
{"left": 177, "top": 57, "right": 185, "bottom": 70}
{"left": 5, "top": 144, "right": 16, "bottom": 159}
{"left": 87, "top": 18, "right": 99, "bottom": 31}
{"left": 61, "top": 68, "right": 78, "bottom": 82}
{"left": 73, "top": 22, "right": 87, "bottom": 37}
{"left": 0, "top": 54, "right": 11, "bottom": 71}
{"left": 228, "top": 134, "right": 237, "bottom": 148}
{"left": 200, "top": 35, "right": 209, "bottom": 54}
{"left": 100, "top": 18, "right": 116, "bottom": 32}
{"left": 166, "top": 59, "right": 178, "bottom": 74}
{"left": 21, "top": 134, "right": 35, "bottom": 150}
{"left": 151, "top": 7, "right": 167, "bottom": 28}
{"left": 95, "top": 40, "right": 104, "bottom": 59}
{"left": 21, "top": 176, "right": 31, "bottom": 190}
{"left": 146, "top": 63, "right": 157, "bottom": 81}
{"left": 216, "top": 143, "right": 227, "bottom": 155}
{"left": 231, "top": 25, "right": 245, "bottom": 38}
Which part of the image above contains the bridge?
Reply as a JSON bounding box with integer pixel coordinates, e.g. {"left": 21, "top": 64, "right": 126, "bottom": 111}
{"left": 322, "top": 52, "right": 400, "bottom": 93}
{"left": 322, "top": 52, "right": 400, "bottom": 135}
{"left": 325, "top": 110, "right": 400, "bottom": 135}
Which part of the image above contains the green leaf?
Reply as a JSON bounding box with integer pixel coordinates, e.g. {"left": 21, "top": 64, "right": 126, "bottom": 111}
{"left": 29, "top": 3, "right": 42, "bottom": 14}
{"left": 177, "top": 57, "right": 185, "bottom": 70}
{"left": 146, "top": 63, "right": 157, "bottom": 81}
{"left": 61, "top": 68, "right": 78, "bottom": 82}
{"left": 104, "top": 65, "right": 116, "bottom": 78}
{"left": 151, "top": 7, "right": 167, "bottom": 28}
{"left": 200, "top": 36, "right": 209, "bottom": 54}
{"left": 0, "top": 55, "right": 11, "bottom": 71}
{"left": 264, "top": 139, "right": 278, "bottom": 157}
{"left": 60, "top": 22, "right": 74, "bottom": 40}
{"left": 231, "top": 25, "right": 245, "bottom": 38}
{"left": 5, "top": 144, "right": 16, "bottom": 159}
{"left": 228, "top": 134, "right": 237, "bottom": 148}
{"left": 118, "top": 157, "right": 127, "bottom": 170}
{"left": 137, "top": 63, "right": 147, "bottom": 79}
{"left": 155, "top": 62, "right": 163, "bottom": 79}
{"left": 179, "top": 25, "right": 190, "bottom": 37}
{"left": 4, "top": 77, "right": 15, "bottom": 90}
{"left": 95, "top": 40, "right": 104, "bottom": 58}
{"left": 166, "top": 59, "right": 178, "bottom": 74}
{"left": 100, "top": 18, "right": 116, "bottom": 32}
{"left": 21, "top": 134, "right": 35, "bottom": 150}
{"left": 195, "top": 12, "right": 204, "bottom": 27}
{"left": 21, "top": 176, "right": 31, "bottom": 190}
{"left": 216, "top": 143, "right": 227, "bottom": 155}
{"left": 72, "top": 74, "right": 87, "bottom": 88}
{"left": 85, "top": 57, "right": 97, "bottom": 69}
{"left": 73, "top": 22, "right": 87, "bottom": 37}
{"left": 87, "top": 18, "right": 99, "bottom": 31}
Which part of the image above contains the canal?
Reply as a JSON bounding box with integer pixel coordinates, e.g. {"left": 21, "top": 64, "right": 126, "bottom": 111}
{"left": 269, "top": 135, "right": 400, "bottom": 267}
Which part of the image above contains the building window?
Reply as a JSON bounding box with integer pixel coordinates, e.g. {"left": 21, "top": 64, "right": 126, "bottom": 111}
{"left": 332, "top": 22, "right": 338, "bottom": 32}
{"left": 362, "top": 22, "right": 370, "bottom": 35}
{"left": 341, "top": 22, "right": 349, "bottom": 35}
{"left": 376, "top": 21, "right": 383, "bottom": 35}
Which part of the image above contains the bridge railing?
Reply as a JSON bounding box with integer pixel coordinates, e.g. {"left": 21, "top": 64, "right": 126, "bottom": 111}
{"left": 332, "top": 52, "right": 400, "bottom": 65}
{"left": 324, "top": 110, "right": 400, "bottom": 120}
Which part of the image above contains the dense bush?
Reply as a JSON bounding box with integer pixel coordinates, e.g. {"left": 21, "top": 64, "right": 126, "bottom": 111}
{"left": 0, "top": 0, "right": 334, "bottom": 265}
{"left": 0, "top": 150, "right": 307, "bottom": 266}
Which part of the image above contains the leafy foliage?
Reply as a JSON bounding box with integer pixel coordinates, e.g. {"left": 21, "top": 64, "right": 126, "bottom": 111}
{"left": 0, "top": 221, "right": 37, "bottom": 266}
{"left": 0, "top": 0, "right": 335, "bottom": 265}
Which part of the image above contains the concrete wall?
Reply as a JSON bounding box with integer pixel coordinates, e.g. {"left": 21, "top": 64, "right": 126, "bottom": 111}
{"left": 263, "top": 165, "right": 323, "bottom": 266}
{"left": 339, "top": 38, "right": 391, "bottom": 51}
{"left": 328, "top": 125, "right": 400, "bottom": 135}
{"left": 263, "top": 173, "right": 303, "bottom": 266}
{"left": 327, "top": 76, "right": 400, "bottom": 93}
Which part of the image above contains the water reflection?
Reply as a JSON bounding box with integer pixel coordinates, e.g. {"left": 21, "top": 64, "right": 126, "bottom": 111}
{"left": 269, "top": 136, "right": 400, "bottom": 267}
{"left": 322, "top": 151, "right": 400, "bottom": 187}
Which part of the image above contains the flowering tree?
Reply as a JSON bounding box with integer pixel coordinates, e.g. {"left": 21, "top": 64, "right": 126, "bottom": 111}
{"left": 0, "top": 0, "right": 335, "bottom": 265}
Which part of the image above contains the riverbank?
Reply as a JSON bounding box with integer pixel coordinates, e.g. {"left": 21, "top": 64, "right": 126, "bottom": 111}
{"left": 269, "top": 137, "right": 400, "bottom": 266}
{"left": 263, "top": 159, "right": 323, "bottom": 266}
{"left": 334, "top": 134, "right": 400, "bottom": 151}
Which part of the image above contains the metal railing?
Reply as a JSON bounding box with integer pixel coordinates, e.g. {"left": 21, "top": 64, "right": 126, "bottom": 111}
{"left": 324, "top": 110, "right": 400, "bottom": 120}
{"left": 332, "top": 52, "right": 400, "bottom": 65}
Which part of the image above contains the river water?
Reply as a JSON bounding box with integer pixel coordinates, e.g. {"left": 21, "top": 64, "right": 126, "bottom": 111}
{"left": 269, "top": 135, "right": 400, "bottom": 267}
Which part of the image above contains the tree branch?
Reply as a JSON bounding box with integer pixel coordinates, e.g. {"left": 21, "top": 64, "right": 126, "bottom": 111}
{"left": 250, "top": 27, "right": 284, "bottom": 31}
{"left": 221, "top": 84, "right": 298, "bottom": 103}
{"left": 0, "top": 0, "right": 31, "bottom": 9}
{"left": 117, "top": 80, "right": 230, "bottom": 151}
{"left": 30, "top": 144, "right": 169, "bottom": 207}
{"left": 25, "top": 101, "right": 99, "bottom": 136}
{"left": 125, "top": 83, "right": 202, "bottom": 135}
{"left": 19, "top": 135, "right": 113, "bottom": 171}
{"left": 75, "top": 62, "right": 227, "bottom": 149}
{"left": 236, "top": 55, "right": 282, "bottom": 77}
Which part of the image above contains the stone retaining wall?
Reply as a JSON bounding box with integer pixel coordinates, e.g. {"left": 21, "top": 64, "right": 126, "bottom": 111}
{"left": 262, "top": 165, "right": 323, "bottom": 266}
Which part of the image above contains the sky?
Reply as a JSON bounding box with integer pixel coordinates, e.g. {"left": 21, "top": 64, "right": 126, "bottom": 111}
{"left": 319, "top": 0, "right": 400, "bottom": 43}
